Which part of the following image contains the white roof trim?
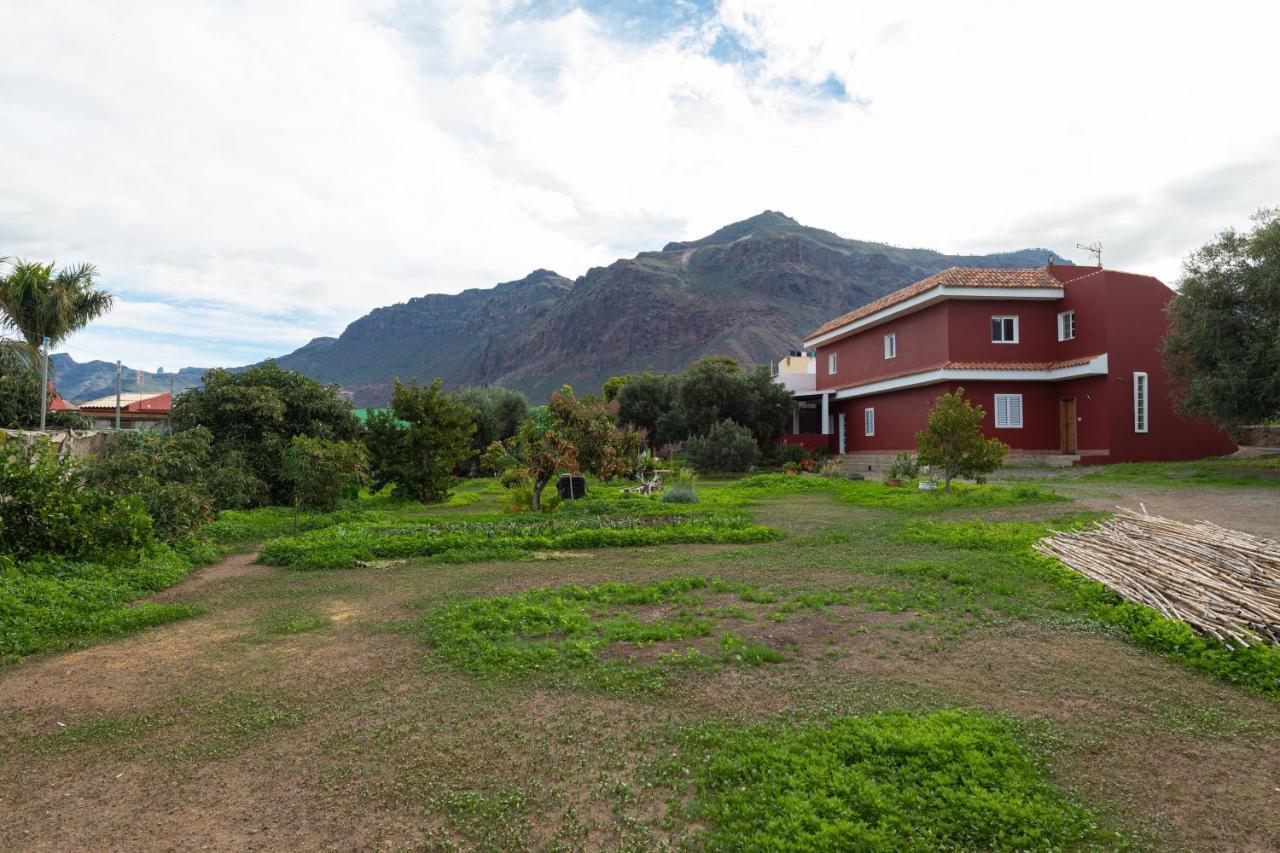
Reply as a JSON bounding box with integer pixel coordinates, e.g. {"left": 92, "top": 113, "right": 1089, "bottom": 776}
{"left": 802, "top": 286, "right": 1063, "bottom": 348}
{"left": 828, "top": 353, "right": 1108, "bottom": 400}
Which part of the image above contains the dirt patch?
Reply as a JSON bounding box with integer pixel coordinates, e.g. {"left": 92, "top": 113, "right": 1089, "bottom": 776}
{"left": 151, "top": 551, "right": 272, "bottom": 603}
{"left": 1057, "top": 485, "right": 1279, "bottom": 538}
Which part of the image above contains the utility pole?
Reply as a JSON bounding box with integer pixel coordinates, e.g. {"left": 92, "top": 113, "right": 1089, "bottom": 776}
{"left": 38, "top": 335, "right": 50, "bottom": 429}
{"left": 115, "top": 360, "right": 122, "bottom": 430}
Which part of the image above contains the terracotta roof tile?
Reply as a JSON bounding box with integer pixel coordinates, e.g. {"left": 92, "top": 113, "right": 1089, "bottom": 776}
{"left": 827, "top": 354, "right": 1103, "bottom": 393}
{"left": 808, "top": 267, "right": 1063, "bottom": 341}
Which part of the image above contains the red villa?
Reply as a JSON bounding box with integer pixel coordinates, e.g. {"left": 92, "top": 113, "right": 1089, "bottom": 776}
{"left": 785, "top": 265, "right": 1235, "bottom": 465}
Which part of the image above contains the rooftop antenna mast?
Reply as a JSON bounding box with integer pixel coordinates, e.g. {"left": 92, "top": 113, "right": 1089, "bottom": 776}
{"left": 1076, "top": 242, "right": 1102, "bottom": 267}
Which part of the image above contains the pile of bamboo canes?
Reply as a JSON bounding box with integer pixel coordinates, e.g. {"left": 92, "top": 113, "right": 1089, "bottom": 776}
{"left": 1034, "top": 507, "right": 1280, "bottom": 648}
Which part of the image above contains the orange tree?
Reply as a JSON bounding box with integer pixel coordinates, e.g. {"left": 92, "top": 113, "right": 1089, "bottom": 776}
{"left": 483, "top": 386, "right": 643, "bottom": 511}
{"left": 914, "top": 387, "right": 1007, "bottom": 494}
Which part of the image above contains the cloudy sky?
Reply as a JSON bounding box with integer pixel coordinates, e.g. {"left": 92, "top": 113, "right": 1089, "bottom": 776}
{"left": 3, "top": 0, "right": 1279, "bottom": 370}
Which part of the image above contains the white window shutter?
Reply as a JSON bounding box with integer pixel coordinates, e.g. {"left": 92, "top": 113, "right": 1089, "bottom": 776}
{"left": 1009, "top": 394, "right": 1022, "bottom": 428}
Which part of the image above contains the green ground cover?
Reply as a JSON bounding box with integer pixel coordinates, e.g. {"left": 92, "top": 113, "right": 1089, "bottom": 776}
{"left": 0, "top": 541, "right": 217, "bottom": 662}
{"left": 658, "top": 710, "right": 1122, "bottom": 851}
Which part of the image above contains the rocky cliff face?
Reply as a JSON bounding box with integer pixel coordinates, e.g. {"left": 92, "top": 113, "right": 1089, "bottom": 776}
{"left": 273, "top": 212, "right": 1068, "bottom": 405}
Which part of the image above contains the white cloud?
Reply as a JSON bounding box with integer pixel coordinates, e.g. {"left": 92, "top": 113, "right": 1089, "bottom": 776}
{"left": 2, "top": 0, "right": 1279, "bottom": 370}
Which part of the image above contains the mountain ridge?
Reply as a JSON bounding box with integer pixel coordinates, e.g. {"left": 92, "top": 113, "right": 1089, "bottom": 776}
{"left": 270, "top": 211, "right": 1070, "bottom": 405}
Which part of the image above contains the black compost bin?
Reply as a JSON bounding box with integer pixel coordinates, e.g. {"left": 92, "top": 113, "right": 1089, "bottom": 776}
{"left": 556, "top": 474, "right": 586, "bottom": 500}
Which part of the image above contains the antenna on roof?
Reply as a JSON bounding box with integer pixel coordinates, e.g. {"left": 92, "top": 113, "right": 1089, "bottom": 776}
{"left": 1076, "top": 242, "right": 1102, "bottom": 267}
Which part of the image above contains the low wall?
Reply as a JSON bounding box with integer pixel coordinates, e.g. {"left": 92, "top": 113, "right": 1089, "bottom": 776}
{"left": 1235, "top": 425, "right": 1280, "bottom": 447}
{"left": 780, "top": 433, "right": 835, "bottom": 453}
{"left": 0, "top": 429, "right": 119, "bottom": 459}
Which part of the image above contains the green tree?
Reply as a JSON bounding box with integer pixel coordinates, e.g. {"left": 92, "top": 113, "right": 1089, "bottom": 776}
{"left": 365, "top": 379, "right": 475, "bottom": 503}
{"left": 485, "top": 386, "right": 642, "bottom": 511}
{"left": 453, "top": 385, "right": 529, "bottom": 454}
{"left": 914, "top": 388, "right": 1007, "bottom": 494}
{"left": 613, "top": 358, "right": 791, "bottom": 447}
{"left": 0, "top": 348, "right": 88, "bottom": 429}
{"left": 1162, "top": 208, "right": 1280, "bottom": 427}
{"left": 282, "top": 435, "right": 369, "bottom": 513}
{"left": 614, "top": 372, "right": 676, "bottom": 439}
{"left": 0, "top": 259, "right": 113, "bottom": 361}
{"left": 170, "top": 362, "right": 359, "bottom": 505}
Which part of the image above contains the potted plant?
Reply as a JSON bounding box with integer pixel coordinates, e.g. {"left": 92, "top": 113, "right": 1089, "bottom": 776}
{"left": 885, "top": 452, "right": 919, "bottom": 486}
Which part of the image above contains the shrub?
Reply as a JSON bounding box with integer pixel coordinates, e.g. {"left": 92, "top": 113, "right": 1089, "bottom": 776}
{"left": 82, "top": 427, "right": 218, "bottom": 540}
{"left": 170, "top": 362, "right": 360, "bottom": 506}
{"left": 684, "top": 419, "right": 759, "bottom": 473}
{"left": 660, "top": 469, "right": 700, "bottom": 504}
{"left": 282, "top": 435, "right": 369, "bottom": 512}
{"left": 887, "top": 451, "right": 919, "bottom": 480}
{"left": 773, "top": 441, "right": 809, "bottom": 466}
{"left": 0, "top": 440, "right": 152, "bottom": 562}
{"left": 365, "top": 378, "right": 476, "bottom": 503}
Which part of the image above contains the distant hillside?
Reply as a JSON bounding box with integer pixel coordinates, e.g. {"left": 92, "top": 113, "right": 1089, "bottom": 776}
{"left": 273, "top": 211, "right": 1069, "bottom": 405}
{"left": 51, "top": 354, "right": 205, "bottom": 404}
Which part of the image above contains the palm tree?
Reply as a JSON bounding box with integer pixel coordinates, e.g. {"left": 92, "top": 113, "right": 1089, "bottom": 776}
{"left": 0, "top": 258, "right": 113, "bottom": 362}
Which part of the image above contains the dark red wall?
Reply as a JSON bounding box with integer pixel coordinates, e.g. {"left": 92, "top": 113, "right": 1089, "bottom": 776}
{"left": 832, "top": 378, "right": 1110, "bottom": 453}
{"left": 945, "top": 300, "right": 1059, "bottom": 362}
{"left": 801, "top": 265, "right": 1237, "bottom": 463}
{"left": 815, "top": 304, "right": 950, "bottom": 391}
{"left": 1095, "top": 270, "right": 1236, "bottom": 461}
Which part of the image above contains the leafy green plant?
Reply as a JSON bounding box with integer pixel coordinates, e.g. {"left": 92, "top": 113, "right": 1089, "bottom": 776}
{"left": 365, "top": 378, "right": 476, "bottom": 503}
{"left": 282, "top": 435, "right": 369, "bottom": 513}
{"left": 915, "top": 388, "right": 1007, "bottom": 493}
{"left": 0, "top": 541, "right": 215, "bottom": 661}
{"left": 887, "top": 451, "right": 919, "bottom": 480}
{"left": 660, "top": 468, "right": 700, "bottom": 504}
{"left": 660, "top": 711, "right": 1116, "bottom": 850}
{"left": 484, "top": 386, "right": 642, "bottom": 511}
{"left": 170, "top": 362, "right": 360, "bottom": 507}
{"left": 684, "top": 418, "right": 759, "bottom": 473}
{"left": 0, "top": 440, "right": 152, "bottom": 562}
{"left": 258, "top": 514, "right": 780, "bottom": 570}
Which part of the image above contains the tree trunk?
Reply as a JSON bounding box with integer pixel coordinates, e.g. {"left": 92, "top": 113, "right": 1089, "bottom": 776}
{"left": 944, "top": 471, "right": 952, "bottom": 494}
{"left": 532, "top": 478, "right": 547, "bottom": 512}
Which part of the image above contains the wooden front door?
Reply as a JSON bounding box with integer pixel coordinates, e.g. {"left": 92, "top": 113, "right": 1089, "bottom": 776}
{"left": 1059, "top": 398, "right": 1077, "bottom": 453}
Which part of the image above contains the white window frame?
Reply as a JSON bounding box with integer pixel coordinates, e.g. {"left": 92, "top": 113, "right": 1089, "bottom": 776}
{"left": 993, "top": 393, "right": 1023, "bottom": 428}
{"left": 1133, "top": 372, "right": 1149, "bottom": 433}
{"left": 864, "top": 407, "right": 875, "bottom": 436}
{"left": 828, "top": 352, "right": 838, "bottom": 375}
{"left": 1057, "top": 310, "right": 1076, "bottom": 341}
{"left": 883, "top": 333, "right": 896, "bottom": 359}
{"left": 991, "top": 315, "right": 1019, "bottom": 344}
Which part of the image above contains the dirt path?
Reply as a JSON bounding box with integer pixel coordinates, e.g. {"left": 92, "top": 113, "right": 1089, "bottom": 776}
{"left": 1050, "top": 483, "right": 1278, "bottom": 538}
{"left": 151, "top": 550, "right": 270, "bottom": 603}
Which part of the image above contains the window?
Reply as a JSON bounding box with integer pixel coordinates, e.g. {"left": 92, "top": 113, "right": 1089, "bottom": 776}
{"left": 883, "top": 333, "right": 896, "bottom": 359}
{"left": 1133, "top": 372, "right": 1149, "bottom": 433}
{"left": 994, "top": 393, "right": 1023, "bottom": 428}
{"left": 827, "top": 352, "right": 838, "bottom": 374}
{"left": 864, "top": 407, "right": 875, "bottom": 436}
{"left": 1057, "top": 310, "right": 1076, "bottom": 341}
{"left": 991, "top": 316, "right": 1019, "bottom": 343}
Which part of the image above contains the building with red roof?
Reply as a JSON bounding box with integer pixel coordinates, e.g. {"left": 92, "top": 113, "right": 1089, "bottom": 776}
{"left": 784, "top": 264, "right": 1235, "bottom": 465}
{"left": 76, "top": 391, "right": 172, "bottom": 431}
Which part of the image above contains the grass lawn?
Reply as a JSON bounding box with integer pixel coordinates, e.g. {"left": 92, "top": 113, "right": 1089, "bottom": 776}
{"left": 1, "top": 472, "right": 1278, "bottom": 849}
